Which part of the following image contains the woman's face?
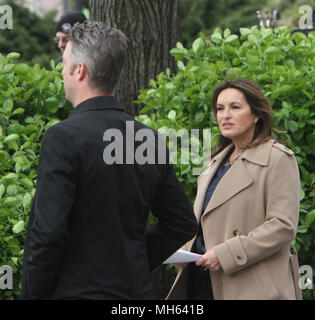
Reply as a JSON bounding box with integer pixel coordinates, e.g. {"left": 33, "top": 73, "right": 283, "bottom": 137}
{"left": 216, "top": 88, "right": 258, "bottom": 146}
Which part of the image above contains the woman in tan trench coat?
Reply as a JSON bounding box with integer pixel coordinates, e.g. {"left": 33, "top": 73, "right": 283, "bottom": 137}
{"left": 167, "top": 79, "right": 302, "bottom": 300}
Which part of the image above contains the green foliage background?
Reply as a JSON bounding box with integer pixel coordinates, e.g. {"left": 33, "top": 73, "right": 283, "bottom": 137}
{"left": 0, "top": 0, "right": 60, "bottom": 68}
{"left": 136, "top": 26, "right": 315, "bottom": 299}
{"left": 179, "top": 0, "right": 315, "bottom": 47}
{"left": 180, "top": 0, "right": 260, "bottom": 47}
{"left": 0, "top": 54, "right": 71, "bottom": 299}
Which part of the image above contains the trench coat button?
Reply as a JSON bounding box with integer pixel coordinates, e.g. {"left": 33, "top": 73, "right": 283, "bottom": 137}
{"left": 237, "top": 255, "right": 243, "bottom": 260}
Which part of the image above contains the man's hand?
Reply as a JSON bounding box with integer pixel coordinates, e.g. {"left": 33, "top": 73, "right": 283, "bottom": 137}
{"left": 195, "top": 249, "right": 221, "bottom": 271}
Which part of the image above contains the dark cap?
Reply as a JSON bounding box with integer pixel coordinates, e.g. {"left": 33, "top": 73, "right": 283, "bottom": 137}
{"left": 55, "top": 11, "right": 87, "bottom": 34}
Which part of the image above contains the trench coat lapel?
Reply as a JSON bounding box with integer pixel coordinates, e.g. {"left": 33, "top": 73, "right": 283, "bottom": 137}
{"left": 200, "top": 139, "right": 274, "bottom": 217}
{"left": 194, "top": 145, "right": 233, "bottom": 222}
{"left": 203, "top": 158, "right": 253, "bottom": 216}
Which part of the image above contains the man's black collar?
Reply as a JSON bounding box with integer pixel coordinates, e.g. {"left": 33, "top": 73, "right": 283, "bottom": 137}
{"left": 69, "top": 95, "right": 124, "bottom": 117}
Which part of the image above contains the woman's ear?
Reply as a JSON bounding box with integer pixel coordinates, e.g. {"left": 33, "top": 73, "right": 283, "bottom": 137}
{"left": 254, "top": 116, "right": 259, "bottom": 125}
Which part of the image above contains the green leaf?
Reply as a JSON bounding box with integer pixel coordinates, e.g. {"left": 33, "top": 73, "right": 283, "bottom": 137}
{"left": 291, "top": 32, "right": 307, "bottom": 44}
{"left": 211, "top": 33, "right": 223, "bottom": 44}
{"left": 278, "top": 85, "right": 292, "bottom": 95}
{"left": 56, "top": 62, "right": 64, "bottom": 72}
{"left": 298, "top": 225, "right": 308, "bottom": 234}
{"left": 6, "top": 185, "right": 18, "bottom": 196}
{"left": 25, "top": 124, "right": 38, "bottom": 134}
{"left": 19, "top": 178, "right": 34, "bottom": 189}
{"left": 224, "top": 28, "right": 231, "bottom": 39}
{"left": 3, "top": 64, "right": 15, "bottom": 73}
{"left": 195, "top": 112, "right": 205, "bottom": 122}
{"left": 45, "top": 119, "right": 60, "bottom": 130}
{"left": 54, "top": 76, "right": 63, "bottom": 91}
{"left": 6, "top": 52, "right": 20, "bottom": 61}
{"left": 248, "top": 34, "right": 259, "bottom": 44}
{"left": 306, "top": 132, "right": 315, "bottom": 149}
{"left": 261, "top": 28, "right": 273, "bottom": 40}
{"left": 12, "top": 221, "right": 25, "bottom": 234}
{"left": 0, "top": 184, "right": 5, "bottom": 198}
{"left": 15, "top": 162, "right": 22, "bottom": 174}
{"left": 3, "top": 99, "right": 13, "bottom": 113}
{"left": 225, "top": 35, "right": 238, "bottom": 44}
{"left": 39, "top": 79, "right": 49, "bottom": 93}
{"left": 11, "top": 108, "right": 25, "bottom": 116}
{"left": 0, "top": 151, "right": 11, "bottom": 170}
{"left": 288, "top": 120, "right": 298, "bottom": 132}
{"left": 23, "top": 193, "right": 32, "bottom": 209}
{"left": 50, "top": 59, "right": 56, "bottom": 70}
{"left": 8, "top": 239, "right": 20, "bottom": 255}
{"left": 192, "top": 37, "right": 204, "bottom": 55}
{"left": 24, "top": 88, "right": 35, "bottom": 101}
{"left": 265, "top": 46, "right": 281, "bottom": 55}
{"left": 15, "top": 63, "right": 29, "bottom": 75}
{"left": 177, "top": 61, "right": 185, "bottom": 71}
{"left": 170, "top": 48, "right": 187, "bottom": 60}
{"left": 240, "top": 28, "right": 251, "bottom": 37}
{"left": 11, "top": 257, "right": 18, "bottom": 266}
{"left": 45, "top": 97, "right": 59, "bottom": 114}
{"left": 305, "top": 210, "right": 315, "bottom": 227}
{"left": 3, "top": 134, "right": 19, "bottom": 143}
{"left": 4, "top": 197, "right": 17, "bottom": 207}
{"left": 1, "top": 173, "right": 19, "bottom": 183}
{"left": 168, "top": 110, "right": 176, "bottom": 121}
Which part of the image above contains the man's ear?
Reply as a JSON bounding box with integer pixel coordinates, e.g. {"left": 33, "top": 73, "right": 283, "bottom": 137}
{"left": 76, "top": 62, "right": 87, "bottom": 81}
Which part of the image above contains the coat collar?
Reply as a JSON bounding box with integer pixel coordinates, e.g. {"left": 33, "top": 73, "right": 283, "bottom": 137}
{"left": 240, "top": 139, "right": 275, "bottom": 166}
{"left": 194, "top": 139, "right": 275, "bottom": 221}
{"left": 69, "top": 96, "right": 124, "bottom": 118}
{"left": 205, "top": 138, "right": 275, "bottom": 170}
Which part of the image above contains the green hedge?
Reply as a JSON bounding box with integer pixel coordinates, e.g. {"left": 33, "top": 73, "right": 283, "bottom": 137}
{"left": 136, "top": 26, "right": 315, "bottom": 299}
{"left": 0, "top": 54, "right": 70, "bottom": 299}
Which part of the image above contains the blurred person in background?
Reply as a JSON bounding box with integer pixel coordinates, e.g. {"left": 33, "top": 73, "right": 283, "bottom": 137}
{"left": 54, "top": 11, "right": 87, "bottom": 65}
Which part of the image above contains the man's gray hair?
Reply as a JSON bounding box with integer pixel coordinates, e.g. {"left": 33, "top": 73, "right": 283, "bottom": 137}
{"left": 69, "top": 21, "right": 128, "bottom": 93}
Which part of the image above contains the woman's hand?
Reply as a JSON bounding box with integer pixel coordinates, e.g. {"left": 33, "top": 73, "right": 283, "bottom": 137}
{"left": 195, "top": 249, "right": 221, "bottom": 271}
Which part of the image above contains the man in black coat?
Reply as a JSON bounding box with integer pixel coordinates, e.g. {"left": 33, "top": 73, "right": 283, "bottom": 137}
{"left": 21, "top": 21, "right": 197, "bottom": 300}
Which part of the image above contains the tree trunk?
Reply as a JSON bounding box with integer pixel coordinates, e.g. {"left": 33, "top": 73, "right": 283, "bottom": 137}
{"left": 89, "top": 0, "right": 180, "bottom": 118}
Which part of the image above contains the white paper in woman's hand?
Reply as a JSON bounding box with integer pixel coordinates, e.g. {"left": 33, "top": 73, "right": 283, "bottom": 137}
{"left": 163, "top": 249, "right": 202, "bottom": 264}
